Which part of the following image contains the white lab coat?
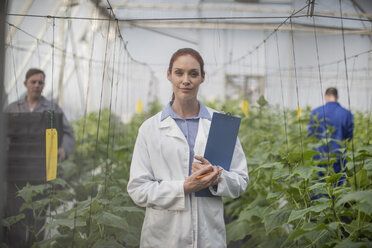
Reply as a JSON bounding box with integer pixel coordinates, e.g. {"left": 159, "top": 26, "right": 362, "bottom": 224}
{"left": 127, "top": 108, "right": 249, "bottom": 248}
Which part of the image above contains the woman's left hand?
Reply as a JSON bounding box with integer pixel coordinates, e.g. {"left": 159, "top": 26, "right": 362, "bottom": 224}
{"left": 183, "top": 155, "right": 221, "bottom": 194}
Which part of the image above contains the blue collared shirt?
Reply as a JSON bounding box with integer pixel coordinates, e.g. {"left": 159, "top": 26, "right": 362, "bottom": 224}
{"left": 308, "top": 101, "right": 354, "bottom": 174}
{"left": 161, "top": 101, "right": 211, "bottom": 175}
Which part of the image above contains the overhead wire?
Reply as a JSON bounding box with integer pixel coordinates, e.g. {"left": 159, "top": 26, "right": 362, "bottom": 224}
{"left": 5, "top": 21, "right": 106, "bottom": 65}
{"left": 6, "top": 12, "right": 372, "bottom": 23}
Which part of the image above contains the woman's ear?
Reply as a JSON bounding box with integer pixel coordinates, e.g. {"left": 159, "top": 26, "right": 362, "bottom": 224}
{"left": 201, "top": 72, "right": 205, "bottom": 83}
{"left": 167, "top": 69, "right": 171, "bottom": 81}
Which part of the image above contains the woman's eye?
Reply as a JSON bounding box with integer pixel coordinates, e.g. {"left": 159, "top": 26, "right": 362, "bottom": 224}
{"left": 190, "top": 73, "right": 199, "bottom": 77}
{"left": 175, "top": 71, "right": 183, "bottom": 76}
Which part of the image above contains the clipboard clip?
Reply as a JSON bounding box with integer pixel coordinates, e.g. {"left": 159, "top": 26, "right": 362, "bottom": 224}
{"left": 219, "top": 111, "right": 231, "bottom": 116}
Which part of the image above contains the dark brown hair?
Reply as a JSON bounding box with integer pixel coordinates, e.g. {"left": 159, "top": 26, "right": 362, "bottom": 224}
{"left": 25, "top": 68, "right": 45, "bottom": 81}
{"left": 325, "top": 87, "right": 338, "bottom": 98}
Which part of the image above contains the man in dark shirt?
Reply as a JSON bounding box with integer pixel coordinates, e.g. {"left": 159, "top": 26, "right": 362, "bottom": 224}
{"left": 308, "top": 87, "right": 354, "bottom": 187}
{"left": 5, "top": 68, "right": 75, "bottom": 160}
{"left": 3, "top": 68, "right": 75, "bottom": 247}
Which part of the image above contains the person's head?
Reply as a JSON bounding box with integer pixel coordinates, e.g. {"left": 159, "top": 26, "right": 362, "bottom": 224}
{"left": 24, "top": 68, "right": 45, "bottom": 101}
{"left": 325, "top": 87, "right": 338, "bottom": 102}
{"left": 167, "top": 48, "right": 205, "bottom": 102}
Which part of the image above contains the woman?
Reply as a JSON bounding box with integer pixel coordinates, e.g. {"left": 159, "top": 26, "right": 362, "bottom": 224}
{"left": 127, "top": 48, "right": 249, "bottom": 248}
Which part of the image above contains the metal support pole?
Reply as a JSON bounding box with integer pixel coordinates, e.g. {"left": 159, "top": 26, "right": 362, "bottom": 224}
{"left": 0, "top": 0, "right": 9, "bottom": 244}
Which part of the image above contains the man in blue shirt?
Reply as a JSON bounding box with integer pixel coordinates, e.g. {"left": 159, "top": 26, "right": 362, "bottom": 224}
{"left": 308, "top": 87, "right": 354, "bottom": 185}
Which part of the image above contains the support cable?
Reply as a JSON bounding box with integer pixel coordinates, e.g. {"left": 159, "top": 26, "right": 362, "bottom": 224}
{"left": 86, "top": 6, "right": 112, "bottom": 237}
{"left": 290, "top": 17, "right": 305, "bottom": 163}
{"left": 104, "top": 19, "right": 118, "bottom": 194}
{"left": 339, "top": 0, "right": 357, "bottom": 189}
{"left": 275, "top": 32, "right": 289, "bottom": 154}
{"left": 71, "top": 3, "right": 100, "bottom": 247}
{"left": 46, "top": 16, "right": 56, "bottom": 241}
{"left": 112, "top": 21, "right": 125, "bottom": 160}
{"left": 312, "top": 16, "right": 331, "bottom": 168}
{"left": 8, "top": 25, "right": 20, "bottom": 111}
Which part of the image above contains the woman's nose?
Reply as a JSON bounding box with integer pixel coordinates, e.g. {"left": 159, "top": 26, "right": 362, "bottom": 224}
{"left": 182, "top": 75, "right": 190, "bottom": 85}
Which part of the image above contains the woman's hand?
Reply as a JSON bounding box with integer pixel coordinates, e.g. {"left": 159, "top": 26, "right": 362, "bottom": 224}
{"left": 184, "top": 155, "right": 221, "bottom": 195}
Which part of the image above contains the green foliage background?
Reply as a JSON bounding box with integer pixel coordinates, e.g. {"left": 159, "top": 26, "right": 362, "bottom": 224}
{"left": 2, "top": 98, "right": 372, "bottom": 248}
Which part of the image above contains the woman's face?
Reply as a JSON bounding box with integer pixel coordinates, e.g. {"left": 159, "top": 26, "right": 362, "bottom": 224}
{"left": 167, "top": 54, "right": 205, "bottom": 102}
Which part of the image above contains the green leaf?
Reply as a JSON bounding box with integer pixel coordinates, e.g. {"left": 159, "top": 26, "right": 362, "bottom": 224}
{"left": 304, "top": 229, "right": 331, "bottom": 247}
{"left": 334, "top": 239, "right": 372, "bottom": 248}
{"left": 238, "top": 206, "right": 264, "bottom": 223}
{"left": 288, "top": 208, "right": 311, "bottom": 223}
{"left": 288, "top": 152, "right": 303, "bottom": 164}
{"left": 336, "top": 190, "right": 372, "bottom": 206}
{"left": 226, "top": 220, "right": 251, "bottom": 243}
{"left": 273, "top": 167, "right": 290, "bottom": 180}
{"left": 281, "top": 227, "right": 308, "bottom": 247}
{"left": 17, "top": 184, "right": 47, "bottom": 202}
{"left": 309, "top": 182, "right": 326, "bottom": 191}
{"left": 343, "top": 220, "right": 359, "bottom": 236}
{"left": 325, "top": 173, "right": 343, "bottom": 184}
{"left": 267, "top": 192, "right": 283, "bottom": 200}
{"left": 2, "top": 213, "right": 25, "bottom": 228}
{"left": 258, "top": 162, "right": 282, "bottom": 169}
{"left": 302, "top": 150, "right": 320, "bottom": 161}
{"left": 364, "top": 159, "right": 372, "bottom": 171}
{"left": 311, "top": 202, "right": 330, "bottom": 213}
{"left": 95, "top": 211, "right": 129, "bottom": 230}
{"left": 348, "top": 169, "right": 369, "bottom": 190}
{"left": 111, "top": 206, "right": 145, "bottom": 214}
{"left": 327, "top": 222, "right": 341, "bottom": 232}
{"left": 92, "top": 238, "right": 123, "bottom": 248}
{"left": 257, "top": 95, "right": 268, "bottom": 107}
{"left": 42, "top": 218, "right": 86, "bottom": 230}
{"left": 293, "top": 166, "right": 315, "bottom": 180}
{"left": 264, "top": 209, "right": 291, "bottom": 233}
{"left": 354, "top": 202, "right": 372, "bottom": 215}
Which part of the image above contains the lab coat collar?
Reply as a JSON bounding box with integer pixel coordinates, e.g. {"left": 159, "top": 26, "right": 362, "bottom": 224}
{"left": 160, "top": 101, "right": 211, "bottom": 121}
{"left": 159, "top": 116, "right": 186, "bottom": 140}
{"left": 159, "top": 111, "right": 212, "bottom": 143}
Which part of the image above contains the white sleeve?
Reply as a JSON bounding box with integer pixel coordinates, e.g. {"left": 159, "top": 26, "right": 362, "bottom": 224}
{"left": 127, "top": 128, "right": 186, "bottom": 210}
{"left": 209, "top": 138, "right": 249, "bottom": 198}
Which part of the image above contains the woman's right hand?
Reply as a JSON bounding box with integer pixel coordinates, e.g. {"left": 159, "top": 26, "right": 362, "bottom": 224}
{"left": 183, "top": 156, "right": 221, "bottom": 195}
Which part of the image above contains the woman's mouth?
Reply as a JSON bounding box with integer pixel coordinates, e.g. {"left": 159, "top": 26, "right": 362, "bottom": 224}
{"left": 180, "top": 88, "right": 192, "bottom": 92}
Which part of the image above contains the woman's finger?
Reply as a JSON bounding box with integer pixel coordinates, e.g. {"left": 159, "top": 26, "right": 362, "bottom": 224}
{"left": 194, "top": 155, "right": 211, "bottom": 165}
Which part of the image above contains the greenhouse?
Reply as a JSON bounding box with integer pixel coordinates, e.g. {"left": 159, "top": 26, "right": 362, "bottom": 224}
{"left": 0, "top": 0, "right": 371, "bottom": 247}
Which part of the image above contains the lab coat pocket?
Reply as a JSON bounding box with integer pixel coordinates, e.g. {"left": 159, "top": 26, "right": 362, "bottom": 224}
{"left": 142, "top": 207, "right": 183, "bottom": 245}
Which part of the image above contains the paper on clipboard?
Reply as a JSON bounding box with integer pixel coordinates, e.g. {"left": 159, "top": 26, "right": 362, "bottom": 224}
{"left": 196, "top": 112, "right": 241, "bottom": 197}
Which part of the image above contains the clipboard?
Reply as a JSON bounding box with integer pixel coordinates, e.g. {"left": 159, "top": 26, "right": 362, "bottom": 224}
{"left": 196, "top": 112, "right": 241, "bottom": 197}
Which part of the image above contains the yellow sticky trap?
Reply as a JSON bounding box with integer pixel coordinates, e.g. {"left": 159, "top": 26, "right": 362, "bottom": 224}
{"left": 242, "top": 100, "right": 249, "bottom": 117}
{"left": 46, "top": 128, "right": 58, "bottom": 181}
{"left": 136, "top": 100, "right": 143, "bottom": 114}
{"left": 210, "top": 97, "right": 215, "bottom": 105}
{"left": 296, "top": 107, "right": 302, "bottom": 120}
